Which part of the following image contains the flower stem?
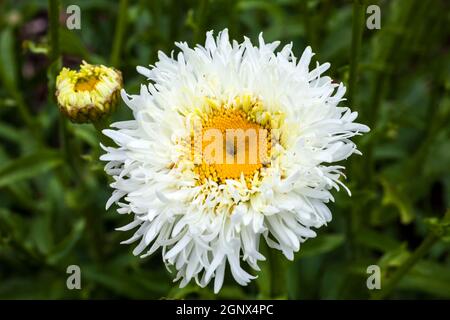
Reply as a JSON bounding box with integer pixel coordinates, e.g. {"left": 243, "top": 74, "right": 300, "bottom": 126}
{"left": 348, "top": 0, "right": 365, "bottom": 107}
{"left": 300, "top": 0, "right": 317, "bottom": 50}
{"left": 268, "top": 249, "right": 289, "bottom": 299}
{"left": 110, "top": 0, "right": 128, "bottom": 67}
{"left": 48, "top": 0, "right": 71, "bottom": 164}
{"left": 13, "top": 91, "right": 37, "bottom": 137}
{"left": 194, "top": 0, "right": 208, "bottom": 44}
{"left": 371, "top": 234, "right": 438, "bottom": 300}
{"left": 93, "top": 118, "right": 113, "bottom": 147}
{"left": 347, "top": 0, "right": 366, "bottom": 260}
{"left": 48, "top": 0, "right": 60, "bottom": 63}
{"left": 49, "top": 0, "right": 105, "bottom": 262}
{"left": 371, "top": 210, "right": 450, "bottom": 299}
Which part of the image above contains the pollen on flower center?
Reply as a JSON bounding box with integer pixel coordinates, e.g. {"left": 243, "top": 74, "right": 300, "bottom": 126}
{"left": 190, "top": 100, "right": 273, "bottom": 186}
{"left": 74, "top": 76, "right": 99, "bottom": 92}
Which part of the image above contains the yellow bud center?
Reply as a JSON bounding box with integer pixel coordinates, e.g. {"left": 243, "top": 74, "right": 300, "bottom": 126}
{"left": 74, "top": 76, "right": 99, "bottom": 92}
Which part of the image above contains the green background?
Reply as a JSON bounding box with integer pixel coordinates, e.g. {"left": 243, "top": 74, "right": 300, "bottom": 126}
{"left": 0, "top": 0, "right": 449, "bottom": 299}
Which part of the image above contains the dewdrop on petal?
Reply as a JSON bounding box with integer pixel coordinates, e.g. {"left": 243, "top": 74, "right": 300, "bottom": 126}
{"left": 55, "top": 61, "right": 122, "bottom": 123}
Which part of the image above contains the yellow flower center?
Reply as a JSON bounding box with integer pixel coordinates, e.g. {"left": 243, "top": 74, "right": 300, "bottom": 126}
{"left": 74, "top": 76, "right": 99, "bottom": 92}
{"left": 192, "top": 107, "right": 271, "bottom": 185}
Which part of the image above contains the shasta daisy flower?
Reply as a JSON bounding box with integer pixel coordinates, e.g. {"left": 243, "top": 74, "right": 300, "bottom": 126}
{"left": 56, "top": 61, "right": 122, "bottom": 123}
{"left": 101, "top": 29, "right": 369, "bottom": 293}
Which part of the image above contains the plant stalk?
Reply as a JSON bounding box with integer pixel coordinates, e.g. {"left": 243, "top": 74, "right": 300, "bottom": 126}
{"left": 268, "top": 249, "right": 289, "bottom": 299}
{"left": 48, "top": 0, "right": 60, "bottom": 63}
{"left": 372, "top": 210, "right": 450, "bottom": 299}
{"left": 348, "top": 0, "right": 365, "bottom": 107}
{"left": 371, "top": 233, "right": 438, "bottom": 300}
{"left": 346, "top": 0, "right": 366, "bottom": 260}
{"left": 110, "top": 0, "right": 129, "bottom": 67}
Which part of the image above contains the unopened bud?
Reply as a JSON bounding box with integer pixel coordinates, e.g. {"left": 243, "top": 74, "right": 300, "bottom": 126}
{"left": 55, "top": 61, "right": 122, "bottom": 123}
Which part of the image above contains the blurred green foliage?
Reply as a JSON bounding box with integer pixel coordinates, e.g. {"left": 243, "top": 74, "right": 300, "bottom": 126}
{"left": 0, "top": 0, "right": 449, "bottom": 299}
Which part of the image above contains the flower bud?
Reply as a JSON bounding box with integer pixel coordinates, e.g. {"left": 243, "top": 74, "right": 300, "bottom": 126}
{"left": 55, "top": 61, "right": 122, "bottom": 123}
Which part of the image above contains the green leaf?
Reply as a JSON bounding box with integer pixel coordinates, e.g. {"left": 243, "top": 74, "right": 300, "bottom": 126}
{"left": 83, "top": 265, "right": 170, "bottom": 298}
{"left": 0, "top": 28, "right": 18, "bottom": 92}
{"left": 378, "top": 245, "right": 410, "bottom": 270}
{"left": 0, "top": 272, "right": 76, "bottom": 299}
{"left": 59, "top": 28, "right": 90, "bottom": 59}
{"left": 380, "top": 177, "right": 415, "bottom": 224}
{"left": 0, "top": 208, "right": 27, "bottom": 239}
{"left": 398, "top": 261, "right": 450, "bottom": 298}
{"left": 22, "top": 40, "right": 49, "bottom": 55}
{"left": 296, "top": 234, "right": 345, "bottom": 258}
{"left": 424, "top": 210, "right": 450, "bottom": 242}
{"left": 0, "top": 123, "right": 24, "bottom": 143}
{"left": 167, "top": 284, "right": 201, "bottom": 299}
{"left": 319, "top": 263, "right": 350, "bottom": 299}
{"left": 72, "top": 125, "right": 98, "bottom": 147}
{"left": 0, "top": 151, "right": 63, "bottom": 188}
{"left": 355, "top": 228, "right": 401, "bottom": 252}
{"left": 216, "top": 286, "right": 247, "bottom": 299}
{"left": 46, "top": 219, "right": 86, "bottom": 265}
{"left": 30, "top": 213, "right": 54, "bottom": 256}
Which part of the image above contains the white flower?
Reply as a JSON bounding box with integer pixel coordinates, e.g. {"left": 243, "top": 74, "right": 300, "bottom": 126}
{"left": 101, "top": 29, "right": 369, "bottom": 293}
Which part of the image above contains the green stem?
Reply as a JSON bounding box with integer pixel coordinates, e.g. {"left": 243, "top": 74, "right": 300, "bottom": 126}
{"left": 14, "top": 91, "right": 37, "bottom": 135}
{"left": 346, "top": 0, "right": 365, "bottom": 260}
{"left": 48, "top": 0, "right": 105, "bottom": 262}
{"left": 194, "top": 0, "right": 208, "bottom": 44}
{"left": 58, "top": 113, "right": 69, "bottom": 164}
{"left": 348, "top": 0, "right": 365, "bottom": 107}
{"left": 300, "top": 0, "right": 317, "bottom": 49}
{"left": 268, "top": 249, "right": 289, "bottom": 299}
{"left": 59, "top": 116, "right": 84, "bottom": 178}
{"left": 60, "top": 119, "right": 105, "bottom": 262}
{"left": 367, "top": 0, "right": 417, "bottom": 127}
{"left": 110, "top": 0, "right": 128, "bottom": 67}
{"left": 48, "top": 0, "right": 60, "bottom": 62}
{"left": 49, "top": 0, "right": 71, "bottom": 165}
{"left": 93, "top": 118, "right": 113, "bottom": 147}
{"left": 364, "top": 0, "right": 418, "bottom": 185}
{"left": 371, "top": 234, "right": 438, "bottom": 300}
{"left": 372, "top": 210, "right": 450, "bottom": 299}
